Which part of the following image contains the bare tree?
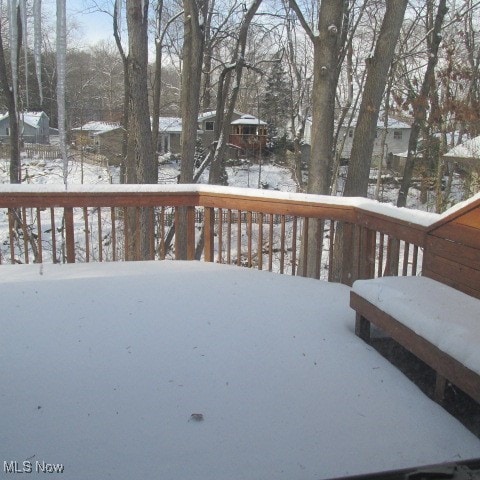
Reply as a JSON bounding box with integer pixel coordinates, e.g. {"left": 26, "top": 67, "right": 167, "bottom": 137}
{"left": 396, "top": 0, "right": 447, "bottom": 208}
{"left": 208, "top": 0, "right": 264, "bottom": 186}
{"left": 288, "top": 0, "right": 347, "bottom": 278}
{"left": 0, "top": 3, "right": 21, "bottom": 183}
{"left": 343, "top": 0, "right": 408, "bottom": 198}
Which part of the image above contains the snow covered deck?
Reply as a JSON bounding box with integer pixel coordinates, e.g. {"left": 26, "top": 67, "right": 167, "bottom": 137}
{"left": 2, "top": 261, "right": 479, "bottom": 479}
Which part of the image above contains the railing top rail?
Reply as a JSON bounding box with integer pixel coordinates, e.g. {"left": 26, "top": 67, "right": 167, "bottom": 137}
{"left": 0, "top": 184, "right": 442, "bottom": 244}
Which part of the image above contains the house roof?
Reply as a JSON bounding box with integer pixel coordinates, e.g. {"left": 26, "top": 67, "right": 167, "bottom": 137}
{"left": 0, "top": 111, "right": 48, "bottom": 129}
{"left": 305, "top": 116, "right": 412, "bottom": 130}
{"left": 158, "top": 117, "right": 182, "bottom": 133}
{"left": 231, "top": 114, "right": 267, "bottom": 126}
{"left": 443, "top": 136, "right": 480, "bottom": 161}
{"left": 198, "top": 110, "right": 245, "bottom": 122}
{"left": 72, "top": 121, "right": 121, "bottom": 133}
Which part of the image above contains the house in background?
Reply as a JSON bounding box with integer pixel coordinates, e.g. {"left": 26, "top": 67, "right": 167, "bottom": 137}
{"left": 69, "top": 111, "right": 269, "bottom": 163}
{"left": 229, "top": 114, "right": 268, "bottom": 157}
{"left": 198, "top": 111, "right": 268, "bottom": 156}
{"left": 158, "top": 117, "right": 183, "bottom": 154}
{"left": 302, "top": 116, "right": 412, "bottom": 166}
{"left": 442, "top": 136, "right": 480, "bottom": 194}
{"left": 0, "top": 111, "right": 50, "bottom": 144}
{"left": 71, "top": 121, "right": 121, "bottom": 150}
{"left": 442, "top": 135, "right": 480, "bottom": 171}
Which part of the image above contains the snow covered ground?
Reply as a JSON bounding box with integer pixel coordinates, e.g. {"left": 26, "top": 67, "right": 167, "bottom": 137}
{"left": 2, "top": 261, "right": 479, "bottom": 480}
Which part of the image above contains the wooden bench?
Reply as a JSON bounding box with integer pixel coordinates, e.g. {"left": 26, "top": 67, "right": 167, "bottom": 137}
{"left": 351, "top": 194, "right": 480, "bottom": 404}
{"left": 350, "top": 276, "right": 480, "bottom": 404}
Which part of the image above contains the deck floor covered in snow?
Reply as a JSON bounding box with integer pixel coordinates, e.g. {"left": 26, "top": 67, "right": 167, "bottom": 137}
{"left": 1, "top": 261, "right": 479, "bottom": 479}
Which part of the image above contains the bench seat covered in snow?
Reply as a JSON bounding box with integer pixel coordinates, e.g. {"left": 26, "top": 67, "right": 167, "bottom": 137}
{"left": 350, "top": 276, "right": 480, "bottom": 404}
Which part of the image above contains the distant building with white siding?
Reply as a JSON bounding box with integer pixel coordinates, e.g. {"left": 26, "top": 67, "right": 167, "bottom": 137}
{"left": 301, "top": 116, "right": 412, "bottom": 165}
{"left": 0, "top": 111, "right": 50, "bottom": 144}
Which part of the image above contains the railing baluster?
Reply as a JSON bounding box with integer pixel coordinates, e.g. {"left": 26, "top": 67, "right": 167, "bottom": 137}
{"left": 158, "top": 207, "right": 165, "bottom": 260}
{"left": 36, "top": 208, "right": 43, "bottom": 263}
{"left": 291, "top": 216, "right": 298, "bottom": 276}
{"left": 247, "top": 211, "right": 252, "bottom": 268}
{"left": 149, "top": 207, "right": 155, "bottom": 260}
{"left": 123, "top": 207, "right": 129, "bottom": 261}
{"left": 218, "top": 208, "right": 223, "bottom": 263}
{"left": 227, "top": 209, "right": 232, "bottom": 264}
{"left": 64, "top": 207, "right": 75, "bottom": 263}
{"left": 21, "top": 208, "right": 29, "bottom": 264}
{"left": 403, "top": 242, "right": 410, "bottom": 276}
{"left": 98, "top": 208, "right": 103, "bottom": 262}
{"left": 51, "top": 208, "right": 57, "bottom": 264}
{"left": 268, "top": 214, "right": 274, "bottom": 272}
{"left": 8, "top": 209, "right": 15, "bottom": 263}
{"left": 301, "top": 217, "right": 309, "bottom": 277}
{"left": 111, "top": 207, "right": 117, "bottom": 261}
{"left": 257, "top": 213, "right": 263, "bottom": 270}
{"left": 412, "top": 244, "right": 419, "bottom": 275}
{"left": 237, "top": 209, "right": 241, "bottom": 266}
{"left": 83, "top": 207, "right": 90, "bottom": 262}
{"left": 377, "top": 233, "right": 385, "bottom": 278}
{"left": 328, "top": 220, "right": 335, "bottom": 282}
{"left": 280, "top": 215, "right": 286, "bottom": 274}
{"left": 204, "top": 207, "right": 215, "bottom": 262}
{"left": 314, "top": 219, "right": 322, "bottom": 280}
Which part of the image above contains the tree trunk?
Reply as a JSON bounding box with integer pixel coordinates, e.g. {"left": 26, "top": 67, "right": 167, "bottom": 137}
{"left": 177, "top": 0, "right": 206, "bottom": 260}
{"left": 343, "top": 0, "right": 407, "bottom": 198}
{"left": 336, "top": 0, "right": 407, "bottom": 285}
{"left": 208, "top": 0, "right": 263, "bottom": 186}
{"left": 290, "top": 0, "right": 346, "bottom": 278}
{"left": 126, "top": 0, "right": 156, "bottom": 260}
{"left": 113, "top": 0, "right": 130, "bottom": 184}
{"left": 397, "top": 0, "right": 447, "bottom": 207}
{"left": 0, "top": 8, "right": 21, "bottom": 184}
{"left": 152, "top": 0, "right": 164, "bottom": 157}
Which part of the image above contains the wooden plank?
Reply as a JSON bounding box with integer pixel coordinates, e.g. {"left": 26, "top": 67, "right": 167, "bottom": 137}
{"left": 111, "top": 207, "right": 117, "bottom": 261}
{"left": 423, "top": 252, "right": 480, "bottom": 296}
{"left": 64, "top": 207, "right": 75, "bottom": 263}
{"left": 98, "top": 208, "right": 103, "bottom": 262}
{"left": 350, "top": 291, "right": 480, "bottom": 404}
{"left": 204, "top": 207, "right": 215, "bottom": 262}
{"left": 280, "top": 215, "right": 285, "bottom": 274}
{"left": 83, "top": 207, "right": 90, "bottom": 262}
{"left": 291, "top": 216, "right": 297, "bottom": 276}
{"left": 430, "top": 223, "right": 480, "bottom": 250}
{"left": 51, "top": 208, "right": 57, "bottom": 264}
{"left": 268, "top": 214, "right": 274, "bottom": 272}
{"left": 454, "top": 208, "right": 480, "bottom": 229}
{"left": 0, "top": 191, "right": 201, "bottom": 209}
{"left": 247, "top": 211, "right": 252, "bottom": 268}
{"left": 427, "top": 196, "right": 480, "bottom": 232}
{"left": 187, "top": 206, "right": 196, "bottom": 261}
{"left": 226, "top": 210, "right": 232, "bottom": 264}
{"left": 425, "top": 235, "right": 480, "bottom": 270}
{"left": 36, "top": 208, "right": 43, "bottom": 263}
{"left": 8, "top": 209, "right": 15, "bottom": 263}
{"left": 21, "top": 208, "right": 29, "bottom": 264}
{"left": 237, "top": 210, "right": 242, "bottom": 266}
{"left": 257, "top": 213, "right": 263, "bottom": 270}
{"left": 423, "top": 267, "right": 480, "bottom": 300}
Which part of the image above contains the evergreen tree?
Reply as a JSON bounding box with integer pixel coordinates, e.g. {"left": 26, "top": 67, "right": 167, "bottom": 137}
{"left": 261, "top": 54, "right": 291, "bottom": 150}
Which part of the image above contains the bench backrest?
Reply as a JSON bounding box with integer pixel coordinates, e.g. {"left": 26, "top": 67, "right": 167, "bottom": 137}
{"left": 422, "top": 196, "right": 480, "bottom": 299}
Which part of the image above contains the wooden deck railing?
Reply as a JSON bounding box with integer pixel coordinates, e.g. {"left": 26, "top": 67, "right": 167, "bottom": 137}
{"left": 0, "top": 185, "right": 435, "bottom": 285}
